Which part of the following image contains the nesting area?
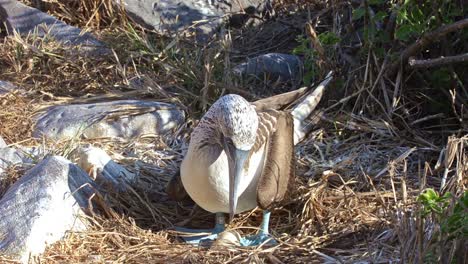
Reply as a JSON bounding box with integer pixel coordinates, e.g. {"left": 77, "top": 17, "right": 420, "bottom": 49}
{"left": 0, "top": 0, "right": 466, "bottom": 263}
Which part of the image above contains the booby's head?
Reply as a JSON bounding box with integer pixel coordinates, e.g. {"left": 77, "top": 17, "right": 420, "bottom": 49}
{"left": 207, "top": 94, "right": 258, "bottom": 221}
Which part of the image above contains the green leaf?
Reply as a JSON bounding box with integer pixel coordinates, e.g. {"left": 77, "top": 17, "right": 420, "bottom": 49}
{"left": 318, "top": 32, "right": 341, "bottom": 45}
{"left": 419, "top": 189, "right": 439, "bottom": 202}
{"left": 396, "top": 8, "right": 408, "bottom": 24}
{"left": 353, "top": 7, "right": 366, "bottom": 21}
{"left": 462, "top": 191, "right": 468, "bottom": 207}
{"left": 430, "top": 68, "right": 451, "bottom": 87}
{"left": 292, "top": 36, "right": 308, "bottom": 55}
{"left": 292, "top": 46, "right": 305, "bottom": 55}
{"left": 376, "top": 31, "right": 390, "bottom": 43}
{"left": 448, "top": 8, "right": 463, "bottom": 17}
{"left": 374, "top": 47, "right": 385, "bottom": 58}
{"left": 369, "top": 0, "right": 385, "bottom": 5}
{"left": 411, "top": 7, "right": 425, "bottom": 23}
{"left": 442, "top": 192, "right": 452, "bottom": 200}
{"left": 374, "top": 11, "right": 388, "bottom": 22}
{"left": 395, "top": 24, "right": 416, "bottom": 41}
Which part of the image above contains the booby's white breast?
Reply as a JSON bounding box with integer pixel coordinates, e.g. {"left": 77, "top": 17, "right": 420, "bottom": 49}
{"left": 181, "top": 141, "right": 266, "bottom": 214}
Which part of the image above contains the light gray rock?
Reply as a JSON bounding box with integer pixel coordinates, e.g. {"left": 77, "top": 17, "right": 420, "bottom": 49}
{"left": 119, "top": 0, "right": 271, "bottom": 42}
{"left": 0, "top": 0, "right": 107, "bottom": 55}
{"left": 0, "top": 146, "right": 41, "bottom": 165}
{"left": 0, "top": 148, "right": 25, "bottom": 165}
{"left": 0, "top": 81, "right": 23, "bottom": 95}
{"left": 0, "top": 136, "right": 6, "bottom": 148}
{"left": 73, "top": 145, "right": 136, "bottom": 189}
{"left": 0, "top": 156, "right": 96, "bottom": 262}
{"left": 33, "top": 100, "right": 185, "bottom": 141}
{"left": 233, "top": 53, "right": 304, "bottom": 85}
{"left": 16, "top": 146, "right": 47, "bottom": 161}
{"left": 0, "top": 146, "right": 48, "bottom": 193}
{"left": 0, "top": 147, "right": 29, "bottom": 177}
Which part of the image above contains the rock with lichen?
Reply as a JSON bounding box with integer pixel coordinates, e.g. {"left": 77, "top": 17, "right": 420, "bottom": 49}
{"left": 0, "top": 156, "right": 97, "bottom": 263}
{"left": 0, "top": 0, "right": 107, "bottom": 55}
{"left": 33, "top": 100, "right": 185, "bottom": 141}
{"left": 233, "top": 53, "right": 304, "bottom": 86}
{"left": 119, "top": 0, "right": 272, "bottom": 42}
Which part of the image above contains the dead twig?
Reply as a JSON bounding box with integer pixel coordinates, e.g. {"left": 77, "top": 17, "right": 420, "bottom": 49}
{"left": 387, "top": 18, "right": 468, "bottom": 76}
{"left": 306, "top": 23, "right": 332, "bottom": 75}
{"left": 409, "top": 53, "right": 468, "bottom": 68}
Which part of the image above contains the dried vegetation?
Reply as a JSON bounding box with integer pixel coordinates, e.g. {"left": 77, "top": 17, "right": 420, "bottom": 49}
{"left": 0, "top": 0, "right": 467, "bottom": 263}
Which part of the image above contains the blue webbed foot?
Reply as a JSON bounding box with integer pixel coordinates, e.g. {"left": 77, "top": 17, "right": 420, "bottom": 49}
{"left": 175, "top": 213, "right": 225, "bottom": 245}
{"left": 239, "top": 210, "right": 277, "bottom": 246}
{"left": 239, "top": 232, "right": 277, "bottom": 246}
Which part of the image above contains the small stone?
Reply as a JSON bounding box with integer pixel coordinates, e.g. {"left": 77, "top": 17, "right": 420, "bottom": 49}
{"left": 73, "top": 145, "right": 136, "bottom": 189}
{"left": 0, "top": 146, "right": 46, "bottom": 188}
{"left": 0, "top": 136, "right": 6, "bottom": 148}
{"left": 0, "top": 147, "right": 29, "bottom": 177}
{"left": 33, "top": 100, "right": 185, "bottom": 141}
{"left": 87, "top": 254, "right": 104, "bottom": 263}
{"left": 233, "top": 53, "right": 304, "bottom": 86}
{"left": 0, "top": 81, "right": 23, "bottom": 95}
{"left": 0, "top": 148, "right": 25, "bottom": 164}
{"left": 0, "top": 156, "right": 96, "bottom": 262}
{"left": 0, "top": 0, "right": 107, "bottom": 55}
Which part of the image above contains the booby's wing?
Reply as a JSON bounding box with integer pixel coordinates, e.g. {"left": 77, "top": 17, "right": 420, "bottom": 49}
{"left": 253, "top": 71, "right": 333, "bottom": 144}
{"left": 251, "top": 71, "right": 333, "bottom": 112}
{"left": 256, "top": 111, "right": 295, "bottom": 209}
{"left": 166, "top": 170, "right": 192, "bottom": 202}
{"left": 251, "top": 87, "right": 309, "bottom": 112}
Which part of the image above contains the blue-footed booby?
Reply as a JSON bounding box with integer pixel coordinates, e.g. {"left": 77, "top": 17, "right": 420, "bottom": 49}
{"left": 167, "top": 72, "right": 333, "bottom": 246}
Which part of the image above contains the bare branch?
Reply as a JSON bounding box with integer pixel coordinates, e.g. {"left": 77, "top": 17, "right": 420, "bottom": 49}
{"left": 387, "top": 18, "right": 468, "bottom": 76}
{"left": 408, "top": 53, "right": 468, "bottom": 68}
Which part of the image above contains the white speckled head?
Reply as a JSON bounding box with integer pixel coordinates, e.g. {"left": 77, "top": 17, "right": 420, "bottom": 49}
{"left": 208, "top": 94, "right": 258, "bottom": 151}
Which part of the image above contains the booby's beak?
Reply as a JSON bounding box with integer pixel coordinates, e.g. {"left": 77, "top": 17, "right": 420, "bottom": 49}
{"left": 223, "top": 138, "right": 249, "bottom": 222}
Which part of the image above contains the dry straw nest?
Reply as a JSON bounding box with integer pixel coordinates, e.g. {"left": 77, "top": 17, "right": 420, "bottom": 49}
{"left": 0, "top": 0, "right": 466, "bottom": 263}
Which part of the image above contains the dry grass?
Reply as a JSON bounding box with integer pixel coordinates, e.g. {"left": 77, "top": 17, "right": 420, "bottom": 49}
{"left": 0, "top": 1, "right": 466, "bottom": 263}
{"left": 0, "top": 94, "right": 37, "bottom": 144}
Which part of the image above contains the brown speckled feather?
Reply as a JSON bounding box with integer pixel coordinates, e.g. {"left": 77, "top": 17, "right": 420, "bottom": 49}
{"left": 255, "top": 111, "right": 295, "bottom": 210}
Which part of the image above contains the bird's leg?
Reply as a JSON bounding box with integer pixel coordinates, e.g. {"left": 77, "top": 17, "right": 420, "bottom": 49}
{"left": 175, "top": 213, "right": 225, "bottom": 245}
{"left": 239, "top": 211, "right": 276, "bottom": 246}
{"left": 212, "top": 212, "right": 226, "bottom": 234}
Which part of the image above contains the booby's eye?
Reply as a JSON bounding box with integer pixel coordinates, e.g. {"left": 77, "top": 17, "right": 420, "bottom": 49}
{"left": 224, "top": 137, "right": 234, "bottom": 147}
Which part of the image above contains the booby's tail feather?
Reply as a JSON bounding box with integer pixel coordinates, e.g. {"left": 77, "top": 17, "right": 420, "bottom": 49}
{"left": 291, "top": 71, "right": 333, "bottom": 144}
